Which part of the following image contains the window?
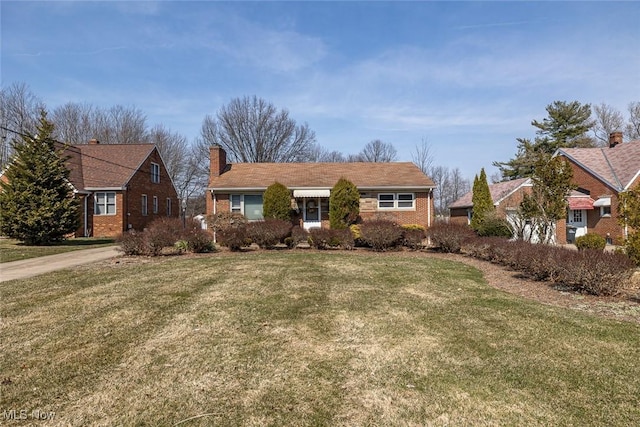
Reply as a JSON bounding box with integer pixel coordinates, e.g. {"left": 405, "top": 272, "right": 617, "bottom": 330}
{"left": 229, "top": 194, "right": 263, "bottom": 220}
{"left": 153, "top": 196, "right": 159, "bottom": 214}
{"left": 600, "top": 206, "right": 611, "bottom": 217}
{"left": 151, "top": 163, "right": 160, "bottom": 183}
{"left": 142, "top": 195, "right": 148, "bottom": 216}
{"left": 377, "top": 193, "right": 415, "bottom": 209}
{"left": 95, "top": 192, "right": 116, "bottom": 215}
{"left": 230, "top": 194, "right": 242, "bottom": 213}
{"left": 572, "top": 210, "right": 583, "bottom": 223}
{"left": 166, "top": 198, "right": 172, "bottom": 216}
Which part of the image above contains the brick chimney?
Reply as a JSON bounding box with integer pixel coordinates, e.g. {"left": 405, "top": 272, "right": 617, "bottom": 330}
{"left": 88, "top": 139, "right": 100, "bottom": 145}
{"left": 609, "top": 132, "right": 623, "bottom": 148}
{"left": 210, "top": 145, "right": 228, "bottom": 177}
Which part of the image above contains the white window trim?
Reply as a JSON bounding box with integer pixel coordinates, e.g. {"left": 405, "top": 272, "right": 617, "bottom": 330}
{"left": 377, "top": 192, "right": 415, "bottom": 210}
{"left": 142, "top": 194, "right": 148, "bottom": 216}
{"left": 94, "top": 192, "right": 116, "bottom": 216}
{"left": 151, "top": 163, "right": 160, "bottom": 184}
{"left": 153, "top": 196, "right": 159, "bottom": 214}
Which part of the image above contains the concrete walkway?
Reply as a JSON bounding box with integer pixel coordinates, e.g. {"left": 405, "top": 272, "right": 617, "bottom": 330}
{"left": 0, "top": 246, "right": 121, "bottom": 282}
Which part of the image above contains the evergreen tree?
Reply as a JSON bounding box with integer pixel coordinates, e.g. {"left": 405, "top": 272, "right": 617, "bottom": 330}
{"left": 618, "top": 189, "right": 640, "bottom": 265}
{"left": 0, "top": 111, "right": 80, "bottom": 245}
{"left": 494, "top": 100, "right": 596, "bottom": 180}
{"left": 470, "top": 168, "right": 494, "bottom": 232}
{"left": 262, "top": 182, "right": 292, "bottom": 221}
{"left": 329, "top": 178, "right": 359, "bottom": 229}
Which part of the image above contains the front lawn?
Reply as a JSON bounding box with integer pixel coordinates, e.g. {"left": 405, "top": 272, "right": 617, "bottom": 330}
{"left": 1, "top": 252, "right": 639, "bottom": 426}
{"left": 0, "top": 238, "right": 115, "bottom": 263}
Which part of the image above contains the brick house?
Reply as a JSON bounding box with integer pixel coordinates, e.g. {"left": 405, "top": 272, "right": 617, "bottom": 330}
{"left": 62, "top": 140, "right": 179, "bottom": 237}
{"left": 449, "top": 177, "right": 532, "bottom": 227}
{"left": 206, "top": 146, "right": 436, "bottom": 230}
{"left": 555, "top": 132, "right": 640, "bottom": 245}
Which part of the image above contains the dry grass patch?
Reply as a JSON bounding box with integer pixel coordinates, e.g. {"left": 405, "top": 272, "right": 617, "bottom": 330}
{"left": 1, "top": 252, "right": 639, "bottom": 426}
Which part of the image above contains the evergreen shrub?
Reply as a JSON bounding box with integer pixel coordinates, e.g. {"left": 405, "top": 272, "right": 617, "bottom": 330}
{"left": 263, "top": 182, "right": 292, "bottom": 221}
{"left": 575, "top": 233, "right": 606, "bottom": 251}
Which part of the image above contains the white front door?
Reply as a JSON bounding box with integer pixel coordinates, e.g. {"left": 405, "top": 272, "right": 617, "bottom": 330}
{"left": 303, "top": 198, "right": 321, "bottom": 230}
{"left": 568, "top": 209, "right": 587, "bottom": 239}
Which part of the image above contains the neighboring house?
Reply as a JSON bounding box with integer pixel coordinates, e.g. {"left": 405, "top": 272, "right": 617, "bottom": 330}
{"left": 63, "top": 139, "right": 179, "bottom": 237}
{"left": 555, "top": 132, "right": 640, "bottom": 245}
{"left": 206, "top": 146, "right": 436, "bottom": 230}
{"left": 449, "top": 177, "right": 535, "bottom": 236}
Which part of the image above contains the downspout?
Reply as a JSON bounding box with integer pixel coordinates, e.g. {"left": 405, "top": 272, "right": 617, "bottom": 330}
{"left": 84, "top": 194, "right": 89, "bottom": 237}
{"left": 212, "top": 190, "right": 217, "bottom": 243}
{"left": 427, "top": 188, "right": 432, "bottom": 227}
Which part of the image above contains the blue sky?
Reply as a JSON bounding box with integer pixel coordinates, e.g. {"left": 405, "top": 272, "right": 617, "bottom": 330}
{"left": 2, "top": 1, "right": 639, "bottom": 180}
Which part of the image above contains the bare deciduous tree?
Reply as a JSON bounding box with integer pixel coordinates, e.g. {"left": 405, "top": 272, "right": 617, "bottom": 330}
{"left": 201, "top": 96, "right": 316, "bottom": 163}
{"left": 411, "top": 137, "right": 434, "bottom": 175}
{"left": 626, "top": 101, "right": 640, "bottom": 141}
{"left": 358, "top": 139, "right": 397, "bottom": 162}
{"left": 50, "top": 102, "right": 95, "bottom": 144}
{"left": 592, "top": 103, "right": 624, "bottom": 146}
{"left": 306, "top": 144, "right": 347, "bottom": 162}
{"left": 0, "top": 83, "right": 44, "bottom": 167}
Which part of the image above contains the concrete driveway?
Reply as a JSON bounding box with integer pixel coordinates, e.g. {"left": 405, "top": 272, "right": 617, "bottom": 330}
{"left": 0, "top": 246, "right": 121, "bottom": 282}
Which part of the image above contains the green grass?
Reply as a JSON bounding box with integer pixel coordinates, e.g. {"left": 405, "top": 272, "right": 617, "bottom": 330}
{"left": 1, "top": 252, "right": 639, "bottom": 426}
{"left": 0, "top": 238, "right": 115, "bottom": 263}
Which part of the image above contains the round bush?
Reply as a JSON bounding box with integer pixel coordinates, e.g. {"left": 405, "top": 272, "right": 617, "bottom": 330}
{"left": 575, "top": 233, "right": 606, "bottom": 251}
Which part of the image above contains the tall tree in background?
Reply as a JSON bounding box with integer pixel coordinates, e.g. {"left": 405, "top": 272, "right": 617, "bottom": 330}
{"left": 626, "top": 101, "right": 640, "bottom": 140}
{"left": 200, "top": 96, "right": 316, "bottom": 163}
{"left": 358, "top": 139, "right": 397, "bottom": 162}
{"left": 0, "top": 83, "right": 44, "bottom": 168}
{"left": 519, "top": 156, "right": 574, "bottom": 244}
{"left": 411, "top": 138, "right": 434, "bottom": 175}
{"left": 494, "top": 100, "right": 595, "bottom": 180}
{"left": 470, "top": 168, "right": 494, "bottom": 231}
{"left": 592, "top": 103, "right": 624, "bottom": 146}
{"left": 0, "top": 111, "right": 79, "bottom": 245}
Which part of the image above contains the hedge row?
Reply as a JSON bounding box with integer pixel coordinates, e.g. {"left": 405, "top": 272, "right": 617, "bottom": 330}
{"left": 117, "top": 217, "right": 215, "bottom": 256}
{"left": 427, "top": 223, "right": 637, "bottom": 296}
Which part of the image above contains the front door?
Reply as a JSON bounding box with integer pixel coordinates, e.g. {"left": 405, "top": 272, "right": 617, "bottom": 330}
{"left": 303, "top": 198, "right": 321, "bottom": 230}
{"left": 568, "top": 209, "right": 587, "bottom": 240}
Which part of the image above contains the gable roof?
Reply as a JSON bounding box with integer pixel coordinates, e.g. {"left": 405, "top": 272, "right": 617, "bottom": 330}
{"left": 556, "top": 140, "right": 640, "bottom": 191}
{"left": 208, "top": 162, "right": 435, "bottom": 191}
{"left": 63, "top": 143, "right": 156, "bottom": 190}
{"left": 448, "top": 177, "right": 530, "bottom": 209}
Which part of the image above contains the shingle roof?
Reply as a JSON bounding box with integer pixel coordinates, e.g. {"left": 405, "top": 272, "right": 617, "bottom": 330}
{"left": 448, "top": 177, "right": 530, "bottom": 209}
{"left": 557, "top": 140, "right": 640, "bottom": 191}
{"left": 208, "top": 162, "right": 435, "bottom": 190}
{"left": 63, "top": 143, "right": 156, "bottom": 190}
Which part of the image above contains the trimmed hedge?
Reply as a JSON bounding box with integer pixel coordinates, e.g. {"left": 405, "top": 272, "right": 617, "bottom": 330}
{"left": 427, "top": 222, "right": 476, "bottom": 253}
{"left": 359, "top": 220, "right": 403, "bottom": 251}
{"left": 246, "top": 219, "right": 292, "bottom": 249}
{"left": 309, "top": 228, "right": 354, "bottom": 250}
{"left": 575, "top": 233, "right": 606, "bottom": 251}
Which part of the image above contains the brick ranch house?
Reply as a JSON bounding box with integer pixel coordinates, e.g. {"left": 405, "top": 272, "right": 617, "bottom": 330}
{"left": 555, "top": 132, "right": 640, "bottom": 245}
{"left": 449, "top": 133, "right": 640, "bottom": 245}
{"left": 63, "top": 140, "right": 179, "bottom": 237}
{"left": 206, "top": 146, "right": 436, "bottom": 230}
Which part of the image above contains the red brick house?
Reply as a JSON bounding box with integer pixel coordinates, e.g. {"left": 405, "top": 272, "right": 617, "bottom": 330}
{"left": 449, "top": 177, "right": 532, "bottom": 226}
{"left": 206, "top": 146, "right": 436, "bottom": 230}
{"left": 555, "top": 132, "right": 640, "bottom": 245}
{"left": 63, "top": 140, "right": 179, "bottom": 237}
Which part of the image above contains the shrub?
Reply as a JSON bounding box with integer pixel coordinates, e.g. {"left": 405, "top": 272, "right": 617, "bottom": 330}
{"left": 350, "top": 224, "right": 367, "bottom": 247}
{"left": 287, "top": 226, "right": 310, "bottom": 248}
{"left": 558, "top": 250, "right": 636, "bottom": 296}
{"left": 359, "top": 220, "right": 403, "bottom": 251}
{"left": 207, "top": 212, "right": 247, "bottom": 233}
{"left": 246, "top": 219, "right": 292, "bottom": 249}
{"left": 117, "top": 230, "right": 148, "bottom": 256}
{"left": 623, "top": 233, "right": 640, "bottom": 266}
{"left": 185, "top": 228, "right": 215, "bottom": 253}
{"left": 263, "top": 182, "right": 292, "bottom": 221}
{"left": 144, "top": 217, "right": 185, "bottom": 256}
{"left": 309, "top": 228, "right": 354, "bottom": 249}
{"left": 575, "top": 233, "right": 606, "bottom": 251}
{"left": 216, "top": 226, "right": 249, "bottom": 251}
{"left": 402, "top": 228, "right": 426, "bottom": 250}
{"left": 476, "top": 212, "right": 513, "bottom": 238}
{"left": 428, "top": 222, "right": 475, "bottom": 253}
{"left": 329, "top": 178, "right": 360, "bottom": 229}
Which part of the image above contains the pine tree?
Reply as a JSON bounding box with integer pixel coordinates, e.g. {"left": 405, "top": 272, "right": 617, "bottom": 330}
{"left": 0, "top": 111, "right": 80, "bottom": 245}
{"left": 262, "top": 182, "right": 292, "bottom": 221}
{"left": 329, "top": 178, "right": 359, "bottom": 229}
{"left": 470, "top": 168, "right": 494, "bottom": 232}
